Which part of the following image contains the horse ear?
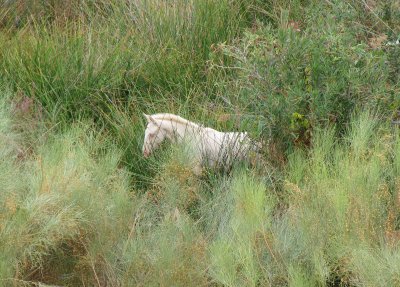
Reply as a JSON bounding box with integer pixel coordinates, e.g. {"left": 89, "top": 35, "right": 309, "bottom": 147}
{"left": 143, "top": 113, "right": 157, "bottom": 124}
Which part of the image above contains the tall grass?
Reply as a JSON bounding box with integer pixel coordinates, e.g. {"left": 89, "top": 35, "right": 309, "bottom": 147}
{"left": 209, "top": 172, "right": 275, "bottom": 287}
{"left": 1, "top": 86, "right": 400, "bottom": 286}
{"left": 0, "top": 0, "right": 257, "bottom": 189}
{"left": 0, "top": 0, "right": 253, "bottom": 124}
{"left": 279, "top": 112, "right": 400, "bottom": 286}
{"left": 1, "top": 0, "right": 400, "bottom": 286}
{"left": 0, "top": 91, "right": 137, "bottom": 285}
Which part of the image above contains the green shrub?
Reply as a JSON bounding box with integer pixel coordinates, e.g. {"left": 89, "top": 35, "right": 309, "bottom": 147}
{"left": 0, "top": 93, "right": 137, "bottom": 285}
{"left": 280, "top": 111, "right": 400, "bottom": 286}
{"left": 121, "top": 207, "right": 208, "bottom": 286}
{"left": 209, "top": 171, "right": 275, "bottom": 287}
{"left": 211, "top": 1, "right": 398, "bottom": 153}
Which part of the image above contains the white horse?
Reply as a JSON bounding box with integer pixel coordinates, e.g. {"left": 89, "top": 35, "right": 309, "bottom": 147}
{"left": 142, "top": 113, "right": 261, "bottom": 174}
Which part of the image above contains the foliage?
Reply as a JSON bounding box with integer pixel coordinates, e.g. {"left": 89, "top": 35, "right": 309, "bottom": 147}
{"left": 212, "top": 4, "right": 399, "bottom": 152}
{"left": 0, "top": 92, "right": 137, "bottom": 285}
{"left": 0, "top": 0, "right": 400, "bottom": 286}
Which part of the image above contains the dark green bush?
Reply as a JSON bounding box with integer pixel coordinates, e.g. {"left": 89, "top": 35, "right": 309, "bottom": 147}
{"left": 211, "top": 1, "right": 398, "bottom": 154}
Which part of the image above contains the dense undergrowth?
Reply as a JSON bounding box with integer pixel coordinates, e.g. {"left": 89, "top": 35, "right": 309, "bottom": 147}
{"left": 0, "top": 0, "right": 400, "bottom": 286}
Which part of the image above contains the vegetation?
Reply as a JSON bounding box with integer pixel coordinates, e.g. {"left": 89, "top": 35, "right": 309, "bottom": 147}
{"left": 0, "top": 0, "right": 399, "bottom": 286}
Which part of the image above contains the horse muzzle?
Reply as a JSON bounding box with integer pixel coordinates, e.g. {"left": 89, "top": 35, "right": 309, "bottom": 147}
{"left": 143, "top": 150, "right": 150, "bottom": 158}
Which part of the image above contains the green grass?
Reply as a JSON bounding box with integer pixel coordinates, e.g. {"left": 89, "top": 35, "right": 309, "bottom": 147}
{"left": 0, "top": 92, "right": 140, "bottom": 285}
{"left": 279, "top": 111, "right": 395, "bottom": 285}
{"left": 1, "top": 0, "right": 400, "bottom": 286}
{"left": 0, "top": 0, "right": 253, "bottom": 122}
{"left": 211, "top": 3, "right": 400, "bottom": 155}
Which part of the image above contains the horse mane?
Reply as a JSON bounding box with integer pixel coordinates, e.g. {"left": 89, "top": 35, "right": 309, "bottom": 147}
{"left": 150, "top": 113, "right": 200, "bottom": 128}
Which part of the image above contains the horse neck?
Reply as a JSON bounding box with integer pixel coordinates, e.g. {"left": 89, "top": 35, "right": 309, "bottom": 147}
{"left": 160, "top": 120, "right": 202, "bottom": 142}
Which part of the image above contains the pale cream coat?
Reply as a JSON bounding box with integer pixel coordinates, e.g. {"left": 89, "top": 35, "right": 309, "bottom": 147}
{"left": 142, "top": 113, "right": 260, "bottom": 174}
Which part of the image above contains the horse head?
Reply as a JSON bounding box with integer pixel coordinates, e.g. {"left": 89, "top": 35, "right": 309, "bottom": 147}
{"left": 142, "top": 114, "right": 168, "bottom": 158}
